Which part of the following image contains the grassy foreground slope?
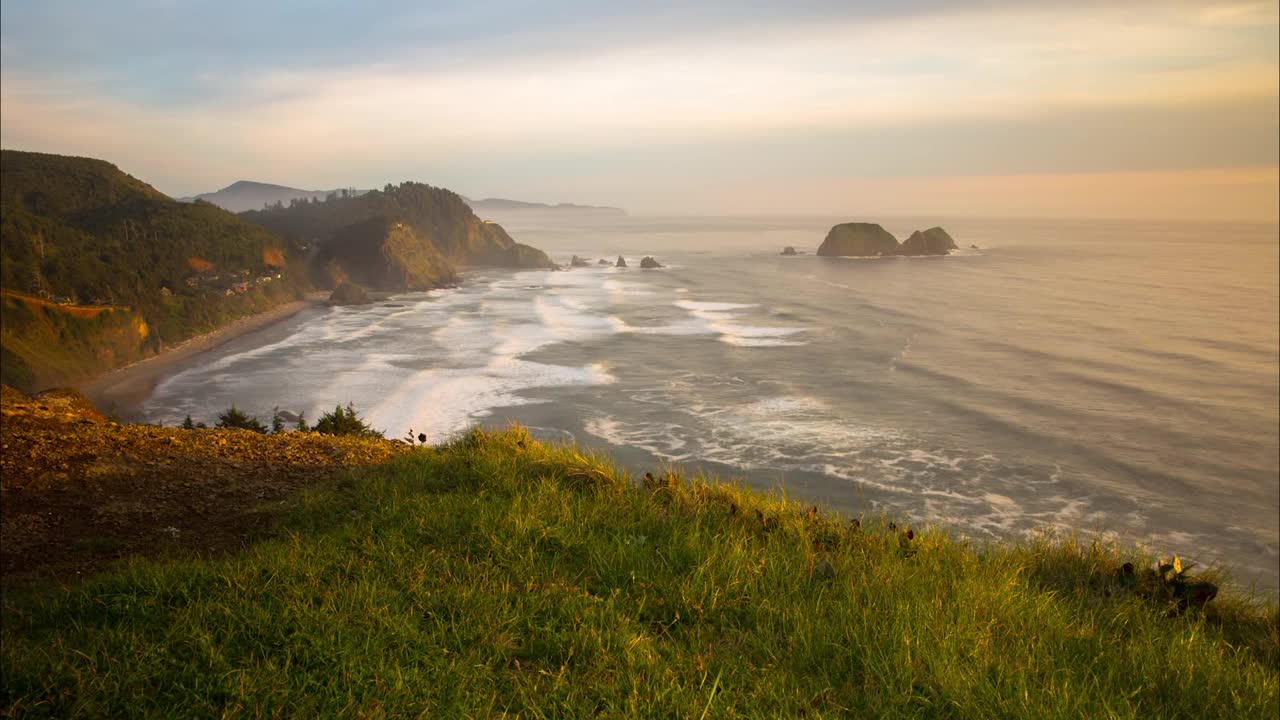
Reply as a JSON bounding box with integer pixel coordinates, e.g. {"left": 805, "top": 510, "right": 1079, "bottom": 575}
{"left": 2, "top": 427, "right": 1277, "bottom": 718}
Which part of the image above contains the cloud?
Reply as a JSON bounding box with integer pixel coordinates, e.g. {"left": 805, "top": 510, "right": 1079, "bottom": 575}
{"left": 2, "top": 1, "right": 1276, "bottom": 219}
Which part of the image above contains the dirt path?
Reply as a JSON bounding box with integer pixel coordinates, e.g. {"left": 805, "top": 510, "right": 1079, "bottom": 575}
{"left": 0, "top": 289, "right": 128, "bottom": 318}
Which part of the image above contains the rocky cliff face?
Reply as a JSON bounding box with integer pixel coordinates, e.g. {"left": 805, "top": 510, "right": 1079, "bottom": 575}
{"left": 897, "top": 227, "right": 958, "bottom": 256}
{"left": 816, "top": 223, "right": 901, "bottom": 257}
{"left": 318, "top": 217, "right": 457, "bottom": 291}
{"left": 243, "top": 182, "right": 556, "bottom": 291}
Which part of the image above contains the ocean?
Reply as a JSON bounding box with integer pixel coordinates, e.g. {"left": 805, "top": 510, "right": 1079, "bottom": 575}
{"left": 137, "top": 215, "right": 1280, "bottom": 593}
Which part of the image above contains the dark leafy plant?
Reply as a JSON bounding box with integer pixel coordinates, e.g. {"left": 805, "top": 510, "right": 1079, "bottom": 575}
{"left": 1116, "top": 554, "right": 1218, "bottom": 613}
{"left": 313, "top": 403, "right": 381, "bottom": 437}
{"left": 216, "top": 405, "right": 268, "bottom": 434}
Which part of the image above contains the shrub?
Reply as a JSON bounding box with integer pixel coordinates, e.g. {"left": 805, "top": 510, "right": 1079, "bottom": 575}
{"left": 313, "top": 403, "right": 381, "bottom": 437}
{"left": 216, "top": 405, "right": 267, "bottom": 433}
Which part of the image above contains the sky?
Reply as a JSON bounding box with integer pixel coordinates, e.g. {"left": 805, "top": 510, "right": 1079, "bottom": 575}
{"left": 2, "top": 1, "right": 1278, "bottom": 220}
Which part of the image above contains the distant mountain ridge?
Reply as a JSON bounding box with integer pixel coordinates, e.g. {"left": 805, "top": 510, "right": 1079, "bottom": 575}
{"left": 179, "top": 180, "right": 624, "bottom": 216}
{"left": 463, "top": 196, "right": 626, "bottom": 215}
{"left": 178, "top": 181, "right": 365, "bottom": 213}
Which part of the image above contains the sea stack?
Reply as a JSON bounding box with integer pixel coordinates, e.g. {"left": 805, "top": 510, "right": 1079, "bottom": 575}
{"left": 616, "top": 255, "right": 627, "bottom": 268}
{"left": 816, "top": 223, "right": 900, "bottom": 257}
{"left": 897, "top": 227, "right": 958, "bottom": 256}
{"left": 328, "top": 281, "right": 373, "bottom": 306}
{"left": 570, "top": 255, "right": 591, "bottom": 267}
{"left": 639, "top": 256, "right": 663, "bottom": 269}
{"left": 597, "top": 259, "right": 611, "bottom": 265}
{"left": 781, "top": 246, "right": 798, "bottom": 256}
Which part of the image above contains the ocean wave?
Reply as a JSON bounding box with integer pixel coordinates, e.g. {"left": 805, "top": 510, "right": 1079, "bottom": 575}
{"left": 368, "top": 358, "right": 614, "bottom": 444}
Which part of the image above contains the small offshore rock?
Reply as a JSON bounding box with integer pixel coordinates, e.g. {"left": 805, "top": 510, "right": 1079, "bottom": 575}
{"left": 639, "top": 256, "right": 663, "bottom": 269}
{"left": 615, "top": 255, "right": 627, "bottom": 268}
{"left": 328, "top": 281, "right": 373, "bottom": 306}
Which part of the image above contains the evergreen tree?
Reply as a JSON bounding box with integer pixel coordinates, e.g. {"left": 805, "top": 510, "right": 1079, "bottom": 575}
{"left": 216, "top": 404, "right": 268, "bottom": 433}
{"left": 313, "top": 403, "right": 382, "bottom": 437}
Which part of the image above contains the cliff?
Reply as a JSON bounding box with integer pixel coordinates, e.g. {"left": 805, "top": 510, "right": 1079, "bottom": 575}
{"left": 318, "top": 217, "right": 457, "bottom": 291}
{"left": 242, "top": 182, "right": 555, "bottom": 291}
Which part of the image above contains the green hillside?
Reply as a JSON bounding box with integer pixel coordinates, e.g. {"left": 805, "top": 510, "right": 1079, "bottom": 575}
{"left": 0, "top": 150, "right": 307, "bottom": 392}
{"left": 242, "top": 181, "right": 555, "bottom": 289}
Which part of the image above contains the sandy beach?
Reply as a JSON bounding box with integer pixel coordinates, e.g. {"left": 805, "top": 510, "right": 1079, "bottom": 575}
{"left": 80, "top": 293, "right": 329, "bottom": 417}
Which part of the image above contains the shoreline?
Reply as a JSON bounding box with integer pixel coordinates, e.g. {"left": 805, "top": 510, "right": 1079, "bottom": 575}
{"left": 80, "top": 293, "right": 329, "bottom": 418}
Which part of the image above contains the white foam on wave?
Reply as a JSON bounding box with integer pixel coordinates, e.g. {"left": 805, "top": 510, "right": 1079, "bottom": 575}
{"left": 582, "top": 382, "right": 1113, "bottom": 544}
{"left": 674, "top": 300, "right": 758, "bottom": 312}
{"left": 431, "top": 315, "right": 497, "bottom": 364}
{"left": 616, "top": 299, "right": 809, "bottom": 347}
{"left": 585, "top": 394, "right": 897, "bottom": 472}
{"left": 367, "top": 357, "right": 615, "bottom": 443}
{"left": 584, "top": 415, "right": 694, "bottom": 461}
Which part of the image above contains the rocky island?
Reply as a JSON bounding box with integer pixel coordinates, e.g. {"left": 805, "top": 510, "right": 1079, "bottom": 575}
{"left": 897, "top": 227, "right": 959, "bottom": 256}
{"left": 816, "top": 222, "right": 959, "bottom": 257}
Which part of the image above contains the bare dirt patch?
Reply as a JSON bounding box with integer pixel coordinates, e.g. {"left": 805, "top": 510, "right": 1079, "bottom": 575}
{"left": 1, "top": 385, "right": 408, "bottom": 584}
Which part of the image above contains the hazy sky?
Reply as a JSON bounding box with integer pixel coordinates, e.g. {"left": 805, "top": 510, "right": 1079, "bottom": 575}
{"left": 2, "top": 1, "right": 1277, "bottom": 220}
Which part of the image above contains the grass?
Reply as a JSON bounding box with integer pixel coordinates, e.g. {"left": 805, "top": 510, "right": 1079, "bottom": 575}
{"left": 2, "top": 427, "right": 1277, "bottom": 718}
